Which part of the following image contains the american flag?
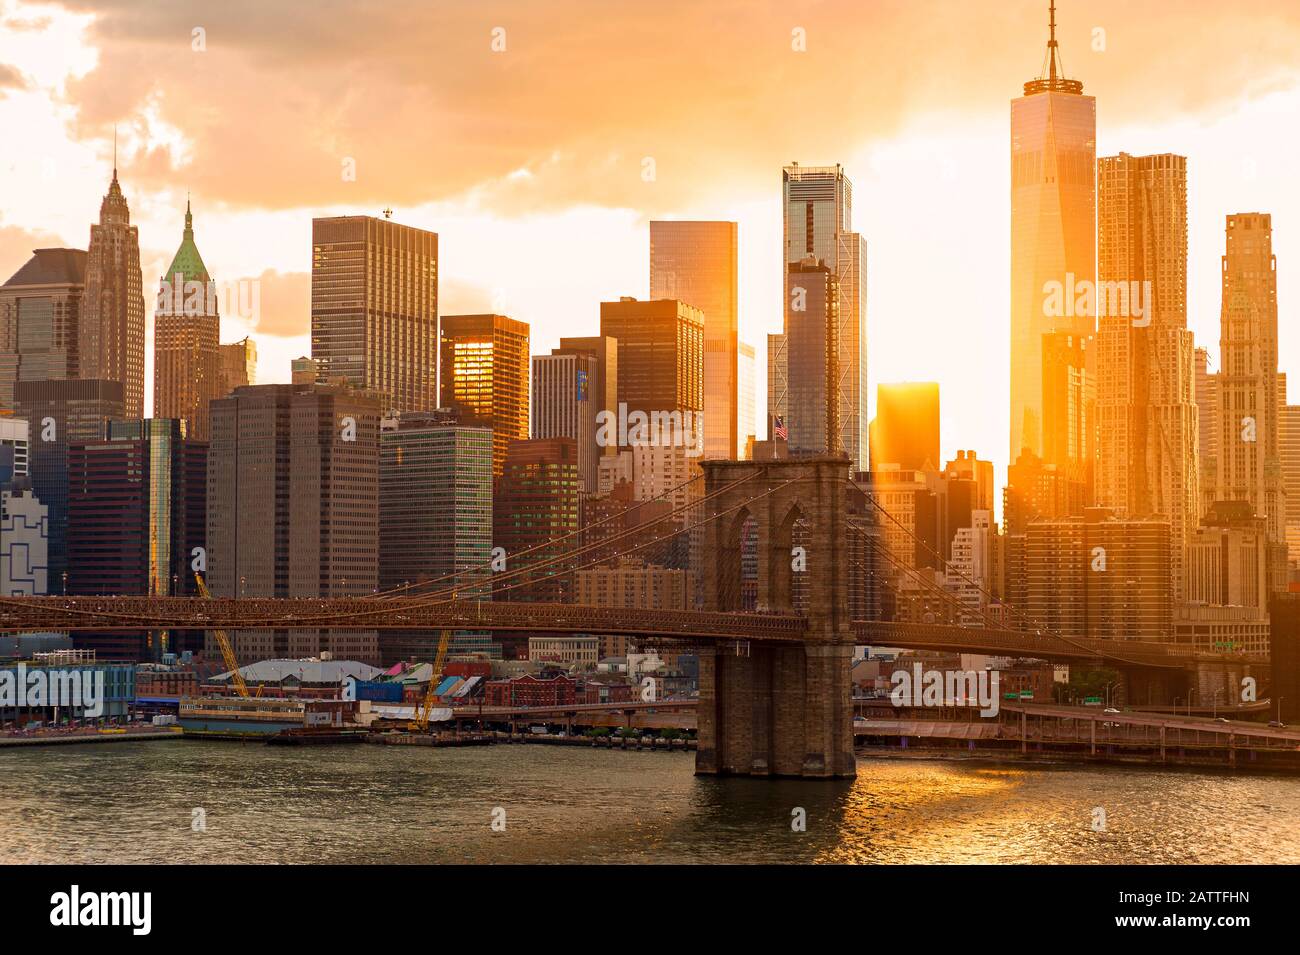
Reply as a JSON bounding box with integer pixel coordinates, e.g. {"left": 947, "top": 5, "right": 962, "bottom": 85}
{"left": 773, "top": 416, "right": 788, "bottom": 440}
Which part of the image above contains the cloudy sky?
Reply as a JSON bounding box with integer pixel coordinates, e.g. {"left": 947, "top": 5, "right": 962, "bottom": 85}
{"left": 1, "top": 0, "right": 1298, "bottom": 488}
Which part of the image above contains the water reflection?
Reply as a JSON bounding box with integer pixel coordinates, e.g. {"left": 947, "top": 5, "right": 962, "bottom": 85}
{"left": 1, "top": 742, "right": 1296, "bottom": 864}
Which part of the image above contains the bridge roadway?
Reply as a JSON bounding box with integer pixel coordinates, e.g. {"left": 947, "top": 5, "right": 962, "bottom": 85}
{"left": 0, "top": 596, "right": 806, "bottom": 642}
{"left": 0, "top": 596, "right": 1256, "bottom": 668}
{"left": 860, "top": 620, "right": 1265, "bottom": 669}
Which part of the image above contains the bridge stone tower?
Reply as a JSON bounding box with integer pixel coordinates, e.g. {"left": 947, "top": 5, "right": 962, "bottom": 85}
{"left": 695, "top": 456, "right": 857, "bottom": 779}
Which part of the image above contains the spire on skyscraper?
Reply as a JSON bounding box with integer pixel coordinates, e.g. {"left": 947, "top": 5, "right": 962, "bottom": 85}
{"left": 1025, "top": 0, "right": 1084, "bottom": 96}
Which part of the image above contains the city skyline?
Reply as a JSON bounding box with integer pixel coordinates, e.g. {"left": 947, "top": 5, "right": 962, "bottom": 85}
{"left": 3, "top": 1, "right": 1300, "bottom": 508}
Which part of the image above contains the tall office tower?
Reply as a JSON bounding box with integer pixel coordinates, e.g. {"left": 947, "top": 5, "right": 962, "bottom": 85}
{"left": 599, "top": 298, "right": 704, "bottom": 427}
{"left": 1195, "top": 346, "right": 1220, "bottom": 514}
{"left": 1025, "top": 507, "right": 1173, "bottom": 644}
{"left": 1041, "top": 331, "right": 1092, "bottom": 482}
{"left": 208, "top": 382, "right": 382, "bottom": 664}
{"left": 80, "top": 166, "right": 145, "bottom": 418}
{"left": 218, "top": 336, "right": 257, "bottom": 396}
{"left": 492, "top": 437, "right": 580, "bottom": 602}
{"left": 738, "top": 340, "right": 755, "bottom": 457}
{"left": 13, "top": 378, "right": 124, "bottom": 594}
{"left": 379, "top": 410, "right": 492, "bottom": 589}
{"left": 1280, "top": 400, "right": 1300, "bottom": 568}
{"left": 67, "top": 418, "right": 207, "bottom": 660}
{"left": 782, "top": 164, "right": 867, "bottom": 469}
{"left": 870, "top": 382, "right": 940, "bottom": 471}
{"left": 649, "top": 221, "right": 739, "bottom": 459}
{"left": 767, "top": 332, "right": 787, "bottom": 438}
{"left": 1095, "top": 153, "right": 1197, "bottom": 599}
{"left": 154, "top": 201, "right": 221, "bottom": 440}
{"left": 1010, "top": 2, "right": 1096, "bottom": 462}
{"left": 1217, "top": 213, "right": 1286, "bottom": 589}
{"left": 784, "top": 257, "right": 839, "bottom": 456}
{"left": 533, "top": 349, "right": 601, "bottom": 493}
{"left": 311, "top": 215, "right": 438, "bottom": 412}
{"left": 439, "top": 314, "right": 529, "bottom": 478}
{"left": 379, "top": 410, "right": 493, "bottom": 661}
{"left": 554, "top": 336, "right": 618, "bottom": 433}
{"left": 0, "top": 249, "right": 86, "bottom": 409}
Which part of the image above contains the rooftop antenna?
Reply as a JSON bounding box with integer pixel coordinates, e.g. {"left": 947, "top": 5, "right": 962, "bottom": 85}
{"left": 112, "top": 124, "right": 118, "bottom": 180}
{"left": 1048, "top": 0, "right": 1059, "bottom": 84}
{"left": 382, "top": 207, "right": 393, "bottom": 219}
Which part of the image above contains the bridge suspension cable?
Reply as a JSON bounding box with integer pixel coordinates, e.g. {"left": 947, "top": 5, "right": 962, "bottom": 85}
{"left": 370, "top": 468, "right": 770, "bottom": 611}
{"left": 845, "top": 494, "right": 1164, "bottom": 667}
{"left": 369, "top": 470, "right": 709, "bottom": 599}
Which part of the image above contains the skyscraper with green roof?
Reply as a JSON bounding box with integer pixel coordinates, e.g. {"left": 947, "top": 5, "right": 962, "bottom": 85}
{"left": 154, "top": 199, "right": 220, "bottom": 439}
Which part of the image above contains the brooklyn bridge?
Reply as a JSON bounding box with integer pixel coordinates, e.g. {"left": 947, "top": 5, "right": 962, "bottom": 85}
{"left": 0, "top": 457, "right": 1267, "bottom": 779}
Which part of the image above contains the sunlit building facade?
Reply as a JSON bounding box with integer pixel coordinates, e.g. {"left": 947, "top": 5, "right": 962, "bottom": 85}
{"left": 650, "top": 220, "right": 738, "bottom": 459}
{"left": 1095, "top": 152, "right": 1196, "bottom": 600}
{"left": 1025, "top": 507, "right": 1173, "bottom": 643}
{"left": 870, "top": 382, "right": 940, "bottom": 472}
{"left": 80, "top": 168, "right": 146, "bottom": 419}
{"left": 1009, "top": 11, "right": 1095, "bottom": 461}
{"left": 533, "top": 350, "right": 601, "bottom": 493}
{"left": 311, "top": 215, "right": 438, "bottom": 412}
{"left": 154, "top": 201, "right": 220, "bottom": 440}
{"left": 784, "top": 257, "right": 838, "bottom": 457}
{"left": 599, "top": 298, "right": 704, "bottom": 432}
{"left": 782, "top": 164, "right": 867, "bottom": 469}
{"left": 1216, "top": 213, "right": 1284, "bottom": 562}
{"left": 439, "top": 313, "right": 529, "bottom": 478}
{"left": 0, "top": 248, "right": 86, "bottom": 410}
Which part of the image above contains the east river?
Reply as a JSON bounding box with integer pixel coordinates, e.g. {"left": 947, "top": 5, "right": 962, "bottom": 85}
{"left": 3, "top": 741, "right": 1297, "bottom": 863}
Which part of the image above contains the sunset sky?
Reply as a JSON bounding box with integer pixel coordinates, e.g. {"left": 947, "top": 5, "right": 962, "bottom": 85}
{"left": 1, "top": 0, "right": 1298, "bottom": 491}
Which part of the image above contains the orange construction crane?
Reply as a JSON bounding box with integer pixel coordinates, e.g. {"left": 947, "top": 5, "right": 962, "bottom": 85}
{"left": 192, "top": 572, "right": 250, "bottom": 699}
{"left": 410, "top": 630, "right": 452, "bottom": 732}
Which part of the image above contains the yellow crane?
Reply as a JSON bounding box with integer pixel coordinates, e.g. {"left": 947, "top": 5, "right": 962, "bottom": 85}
{"left": 410, "top": 630, "right": 452, "bottom": 732}
{"left": 192, "top": 571, "right": 250, "bottom": 699}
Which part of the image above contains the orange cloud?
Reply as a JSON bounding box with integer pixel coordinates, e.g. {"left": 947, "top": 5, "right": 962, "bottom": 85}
{"left": 47, "top": 0, "right": 1300, "bottom": 217}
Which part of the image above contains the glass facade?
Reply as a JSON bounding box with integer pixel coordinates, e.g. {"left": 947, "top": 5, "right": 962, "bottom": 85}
{"left": 1010, "top": 87, "right": 1097, "bottom": 461}
{"left": 13, "top": 378, "right": 125, "bottom": 594}
{"left": 439, "top": 314, "right": 529, "bottom": 478}
{"left": 0, "top": 247, "right": 86, "bottom": 409}
{"left": 311, "top": 216, "right": 438, "bottom": 412}
{"left": 781, "top": 165, "right": 867, "bottom": 469}
{"left": 379, "top": 413, "right": 493, "bottom": 591}
{"left": 649, "top": 221, "right": 738, "bottom": 458}
{"left": 785, "top": 259, "right": 838, "bottom": 457}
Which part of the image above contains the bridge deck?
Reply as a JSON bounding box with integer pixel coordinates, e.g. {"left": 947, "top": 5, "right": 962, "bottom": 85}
{"left": 0, "top": 596, "right": 1262, "bottom": 667}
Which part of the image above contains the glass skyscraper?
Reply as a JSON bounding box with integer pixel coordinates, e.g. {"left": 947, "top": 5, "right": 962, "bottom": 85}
{"left": 311, "top": 215, "right": 438, "bottom": 413}
{"left": 439, "top": 313, "right": 530, "bottom": 478}
{"left": 1009, "top": 4, "right": 1095, "bottom": 462}
{"left": 649, "top": 220, "right": 738, "bottom": 459}
{"left": 782, "top": 164, "right": 867, "bottom": 469}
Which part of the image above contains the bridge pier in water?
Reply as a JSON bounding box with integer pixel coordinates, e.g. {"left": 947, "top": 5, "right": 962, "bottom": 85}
{"left": 694, "top": 456, "right": 857, "bottom": 780}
